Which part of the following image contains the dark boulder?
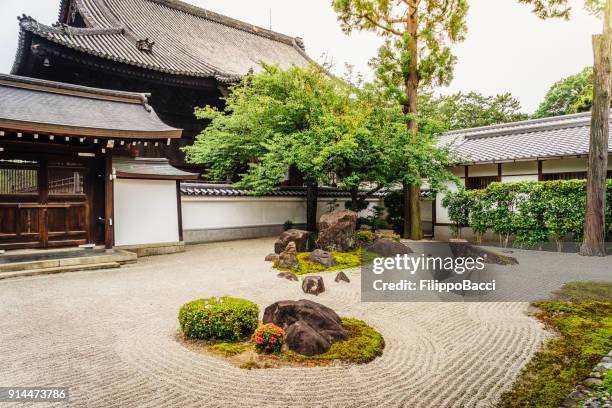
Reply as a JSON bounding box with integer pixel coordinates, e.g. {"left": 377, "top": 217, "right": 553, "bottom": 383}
{"left": 307, "top": 249, "right": 338, "bottom": 267}
{"left": 366, "top": 239, "right": 413, "bottom": 257}
{"left": 262, "top": 299, "right": 348, "bottom": 356}
{"left": 276, "top": 242, "right": 299, "bottom": 269}
{"left": 335, "top": 271, "right": 350, "bottom": 283}
{"left": 317, "top": 210, "right": 357, "bottom": 252}
{"left": 449, "top": 239, "right": 519, "bottom": 265}
{"left": 274, "top": 229, "right": 310, "bottom": 254}
{"left": 277, "top": 272, "right": 298, "bottom": 282}
{"left": 302, "top": 275, "right": 325, "bottom": 295}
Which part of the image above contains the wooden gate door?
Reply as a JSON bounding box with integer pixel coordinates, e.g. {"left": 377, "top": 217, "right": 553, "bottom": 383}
{"left": 0, "top": 155, "right": 92, "bottom": 249}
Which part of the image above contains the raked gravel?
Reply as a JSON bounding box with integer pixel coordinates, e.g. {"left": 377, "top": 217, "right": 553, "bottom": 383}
{"left": 0, "top": 238, "right": 609, "bottom": 408}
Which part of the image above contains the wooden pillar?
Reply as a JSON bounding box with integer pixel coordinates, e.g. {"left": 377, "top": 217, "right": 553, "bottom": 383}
{"left": 104, "top": 154, "right": 114, "bottom": 249}
{"left": 176, "top": 180, "right": 183, "bottom": 242}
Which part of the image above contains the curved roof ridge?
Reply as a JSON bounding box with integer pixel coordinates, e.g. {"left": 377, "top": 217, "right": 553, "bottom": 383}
{"left": 143, "top": 0, "right": 301, "bottom": 47}
{"left": 0, "top": 73, "right": 150, "bottom": 105}
{"left": 446, "top": 111, "right": 593, "bottom": 138}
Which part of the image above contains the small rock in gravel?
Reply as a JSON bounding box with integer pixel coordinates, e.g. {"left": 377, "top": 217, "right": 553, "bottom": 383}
{"left": 334, "top": 271, "right": 350, "bottom": 283}
{"left": 307, "top": 249, "right": 338, "bottom": 267}
{"left": 265, "top": 253, "right": 279, "bottom": 262}
{"left": 277, "top": 272, "right": 298, "bottom": 282}
{"left": 302, "top": 276, "right": 325, "bottom": 295}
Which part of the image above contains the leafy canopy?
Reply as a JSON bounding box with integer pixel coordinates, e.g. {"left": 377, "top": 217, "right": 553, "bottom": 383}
{"left": 533, "top": 67, "right": 594, "bottom": 118}
{"left": 420, "top": 91, "right": 529, "bottom": 131}
{"left": 333, "top": 0, "right": 469, "bottom": 104}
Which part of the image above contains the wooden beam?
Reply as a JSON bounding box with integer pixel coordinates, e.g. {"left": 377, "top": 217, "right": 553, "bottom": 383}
{"left": 104, "top": 154, "right": 114, "bottom": 249}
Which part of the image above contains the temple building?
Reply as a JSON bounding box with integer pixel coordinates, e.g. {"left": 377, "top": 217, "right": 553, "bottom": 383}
{"left": 11, "top": 0, "right": 313, "bottom": 167}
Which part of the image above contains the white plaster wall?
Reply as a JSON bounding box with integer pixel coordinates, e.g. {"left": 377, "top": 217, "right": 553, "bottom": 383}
{"left": 542, "top": 158, "right": 587, "bottom": 173}
{"left": 114, "top": 179, "right": 179, "bottom": 246}
{"left": 501, "top": 174, "right": 539, "bottom": 183}
{"left": 502, "top": 161, "right": 538, "bottom": 175}
{"left": 181, "top": 197, "right": 383, "bottom": 230}
{"left": 435, "top": 180, "right": 463, "bottom": 225}
{"left": 467, "top": 164, "right": 498, "bottom": 177}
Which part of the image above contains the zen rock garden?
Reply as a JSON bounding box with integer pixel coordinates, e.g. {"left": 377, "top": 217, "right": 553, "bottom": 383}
{"left": 175, "top": 209, "right": 401, "bottom": 368}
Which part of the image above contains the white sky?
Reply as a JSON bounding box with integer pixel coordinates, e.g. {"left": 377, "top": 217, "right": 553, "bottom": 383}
{"left": 0, "top": 0, "right": 601, "bottom": 113}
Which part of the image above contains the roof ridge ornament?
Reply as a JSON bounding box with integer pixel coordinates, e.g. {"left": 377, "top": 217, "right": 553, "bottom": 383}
{"left": 136, "top": 38, "right": 155, "bottom": 53}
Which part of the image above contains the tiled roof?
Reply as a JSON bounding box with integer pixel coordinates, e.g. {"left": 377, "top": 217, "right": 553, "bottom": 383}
{"left": 14, "top": 0, "right": 312, "bottom": 82}
{"left": 180, "top": 183, "right": 391, "bottom": 198}
{"left": 0, "top": 73, "right": 181, "bottom": 139}
{"left": 442, "top": 112, "right": 612, "bottom": 164}
{"left": 113, "top": 156, "right": 198, "bottom": 179}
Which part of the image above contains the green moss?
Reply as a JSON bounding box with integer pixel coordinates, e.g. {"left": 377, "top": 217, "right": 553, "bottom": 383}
{"left": 275, "top": 249, "right": 375, "bottom": 275}
{"left": 499, "top": 282, "right": 612, "bottom": 408}
{"left": 208, "top": 342, "right": 248, "bottom": 357}
{"left": 286, "top": 318, "right": 385, "bottom": 364}
{"left": 553, "top": 281, "right": 612, "bottom": 302}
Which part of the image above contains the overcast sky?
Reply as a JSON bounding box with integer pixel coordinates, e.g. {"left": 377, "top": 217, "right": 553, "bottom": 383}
{"left": 0, "top": 0, "right": 601, "bottom": 113}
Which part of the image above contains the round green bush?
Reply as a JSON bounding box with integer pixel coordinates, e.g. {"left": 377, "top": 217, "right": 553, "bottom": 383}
{"left": 178, "top": 297, "right": 259, "bottom": 341}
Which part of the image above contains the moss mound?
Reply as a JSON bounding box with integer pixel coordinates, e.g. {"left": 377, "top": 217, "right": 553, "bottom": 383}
{"left": 178, "top": 297, "right": 259, "bottom": 341}
{"left": 275, "top": 249, "right": 374, "bottom": 275}
{"left": 286, "top": 318, "right": 385, "bottom": 364}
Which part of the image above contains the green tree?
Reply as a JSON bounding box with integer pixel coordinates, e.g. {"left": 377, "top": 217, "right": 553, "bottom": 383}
{"left": 183, "top": 64, "right": 346, "bottom": 233}
{"left": 333, "top": 0, "right": 469, "bottom": 240}
{"left": 533, "top": 67, "right": 594, "bottom": 118}
{"left": 420, "top": 91, "right": 528, "bottom": 131}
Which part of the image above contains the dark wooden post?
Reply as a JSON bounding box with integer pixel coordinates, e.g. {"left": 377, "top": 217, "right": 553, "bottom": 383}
{"left": 104, "top": 154, "right": 114, "bottom": 249}
{"left": 176, "top": 180, "right": 184, "bottom": 242}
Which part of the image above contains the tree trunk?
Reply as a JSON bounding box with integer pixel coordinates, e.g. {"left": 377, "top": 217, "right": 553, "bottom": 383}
{"left": 306, "top": 181, "right": 319, "bottom": 234}
{"left": 402, "top": 181, "right": 411, "bottom": 238}
{"left": 580, "top": 1, "right": 611, "bottom": 257}
{"left": 402, "top": 1, "right": 423, "bottom": 240}
{"left": 350, "top": 187, "right": 359, "bottom": 212}
{"left": 409, "top": 184, "right": 423, "bottom": 240}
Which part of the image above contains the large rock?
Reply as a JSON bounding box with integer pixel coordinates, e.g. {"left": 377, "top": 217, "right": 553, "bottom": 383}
{"left": 276, "top": 242, "right": 298, "bottom": 269}
{"left": 277, "top": 272, "right": 298, "bottom": 282}
{"left": 302, "top": 275, "right": 325, "bottom": 295}
{"left": 366, "top": 239, "right": 413, "bottom": 257}
{"left": 262, "top": 299, "right": 348, "bottom": 356}
{"left": 317, "top": 210, "right": 357, "bottom": 252}
{"left": 307, "top": 249, "right": 338, "bottom": 267}
{"left": 274, "top": 229, "right": 310, "bottom": 254}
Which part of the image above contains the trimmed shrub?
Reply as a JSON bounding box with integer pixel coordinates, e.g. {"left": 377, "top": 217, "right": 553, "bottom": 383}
{"left": 443, "top": 179, "right": 612, "bottom": 249}
{"left": 251, "top": 323, "right": 285, "bottom": 354}
{"left": 179, "top": 297, "right": 259, "bottom": 341}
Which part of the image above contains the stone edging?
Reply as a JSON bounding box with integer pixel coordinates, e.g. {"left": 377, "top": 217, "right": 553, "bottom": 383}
{"left": 562, "top": 350, "right": 612, "bottom": 407}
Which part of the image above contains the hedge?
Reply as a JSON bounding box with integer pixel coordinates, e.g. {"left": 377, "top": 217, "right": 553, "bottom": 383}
{"left": 442, "top": 179, "right": 612, "bottom": 249}
{"left": 178, "top": 297, "right": 259, "bottom": 341}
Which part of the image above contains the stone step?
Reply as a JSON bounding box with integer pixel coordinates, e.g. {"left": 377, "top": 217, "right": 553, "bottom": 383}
{"left": 0, "top": 262, "right": 122, "bottom": 280}
{"left": 0, "top": 250, "right": 137, "bottom": 273}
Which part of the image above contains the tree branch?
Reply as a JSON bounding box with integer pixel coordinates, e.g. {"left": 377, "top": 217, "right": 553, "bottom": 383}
{"left": 361, "top": 13, "right": 403, "bottom": 36}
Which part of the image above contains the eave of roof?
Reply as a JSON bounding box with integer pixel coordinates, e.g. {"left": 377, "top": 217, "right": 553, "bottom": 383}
{"left": 0, "top": 73, "right": 182, "bottom": 139}
{"left": 114, "top": 156, "right": 199, "bottom": 180}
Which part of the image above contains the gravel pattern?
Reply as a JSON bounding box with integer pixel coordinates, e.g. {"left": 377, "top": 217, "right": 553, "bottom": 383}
{"left": 0, "top": 238, "right": 608, "bottom": 407}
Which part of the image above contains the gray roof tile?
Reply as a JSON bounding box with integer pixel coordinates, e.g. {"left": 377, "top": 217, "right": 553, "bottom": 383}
{"left": 16, "top": 0, "right": 312, "bottom": 81}
{"left": 442, "top": 112, "right": 612, "bottom": 163}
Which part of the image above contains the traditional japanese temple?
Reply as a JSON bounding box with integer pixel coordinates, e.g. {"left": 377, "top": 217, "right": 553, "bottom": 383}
{"left": 11, "top": 0, "right": 313, "bottom": 166}
{"left": 0, "top": 73, "right": 197, "bottom": 251}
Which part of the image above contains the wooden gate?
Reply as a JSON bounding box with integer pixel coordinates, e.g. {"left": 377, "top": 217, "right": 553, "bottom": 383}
{"left": 0, "top": 155, "right": 93, "bottom": 249}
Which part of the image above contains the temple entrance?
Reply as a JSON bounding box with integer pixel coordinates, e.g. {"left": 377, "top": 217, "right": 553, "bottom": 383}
{"left": 0, "top": 153, "right": 104, "bottom": 250}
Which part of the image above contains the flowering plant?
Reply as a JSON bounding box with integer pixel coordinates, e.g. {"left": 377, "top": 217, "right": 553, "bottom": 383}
{"left": 251, "top": 323, "right": 285, "bottom": 354}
